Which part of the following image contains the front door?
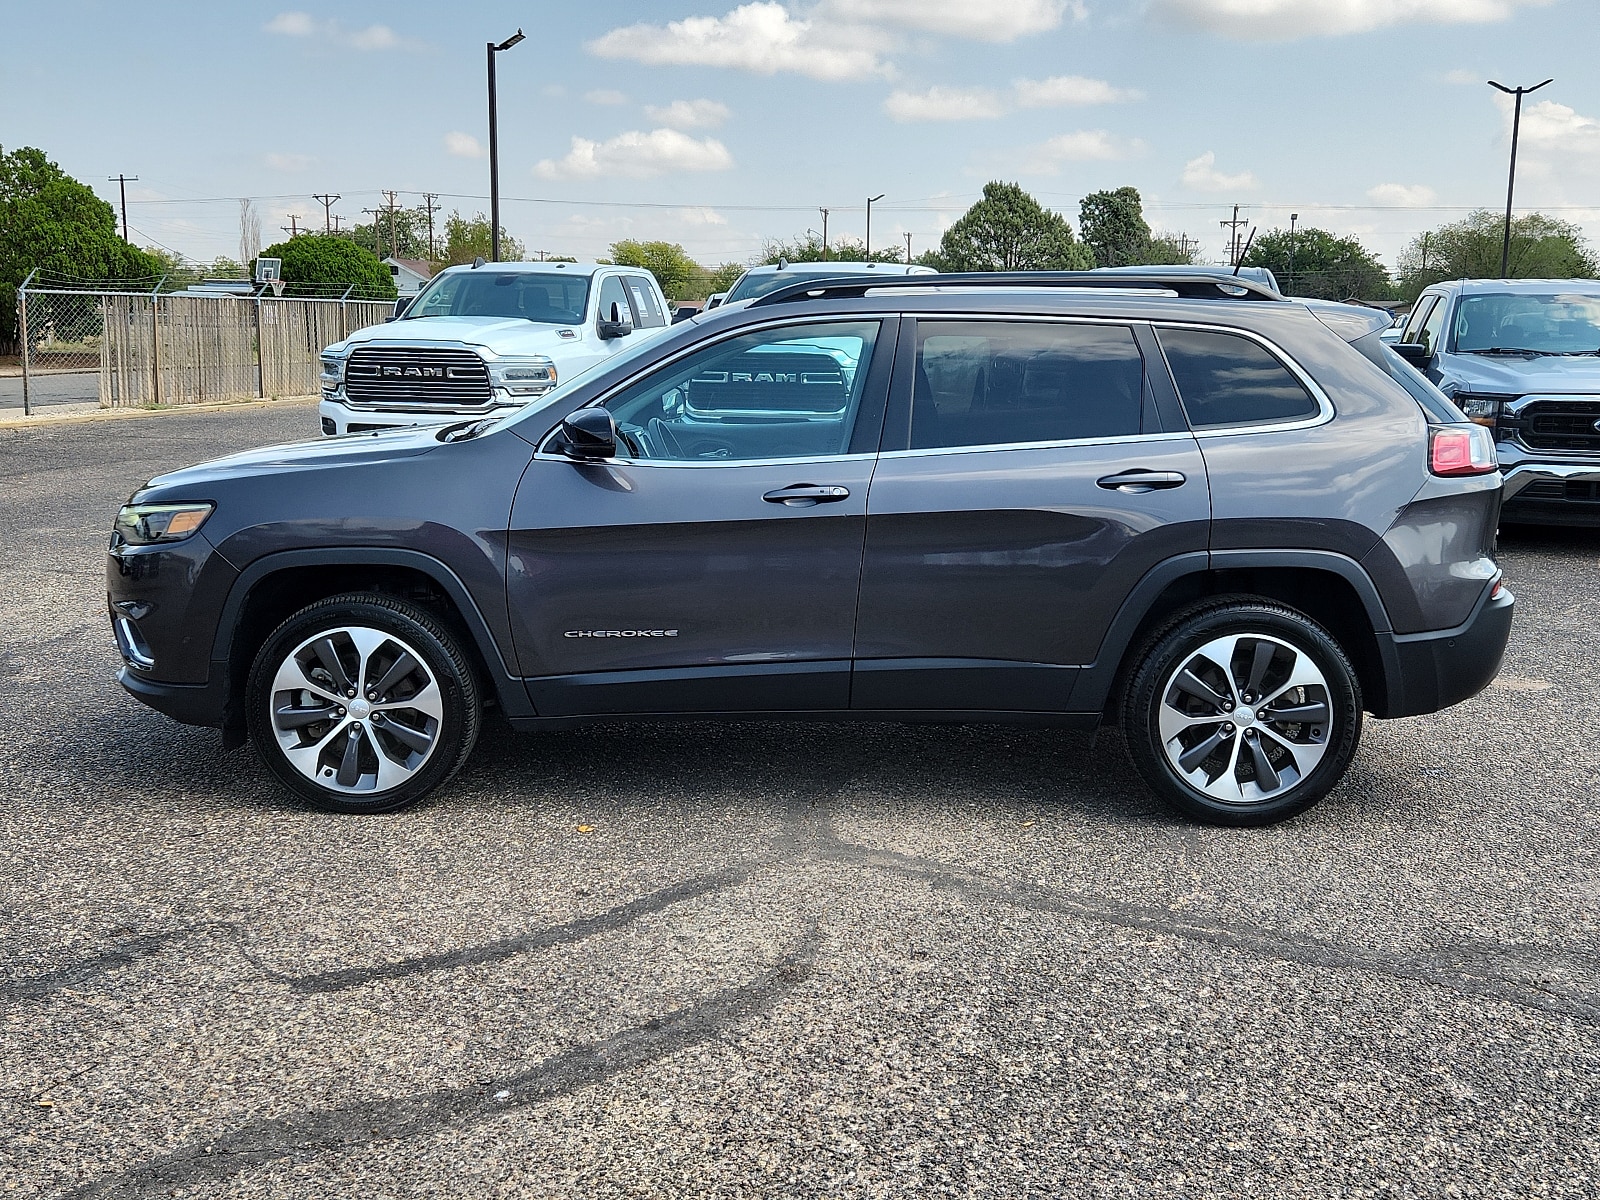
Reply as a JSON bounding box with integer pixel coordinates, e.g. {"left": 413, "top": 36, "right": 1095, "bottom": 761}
{"left": 506, "top": 316, "right": 896, "bottom": 716}
{"left": 853, "top": 316, "right": 1210, "bottom": 713}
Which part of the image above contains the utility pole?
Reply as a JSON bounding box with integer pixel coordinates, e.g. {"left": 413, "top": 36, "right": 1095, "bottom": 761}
{"left": 382, "top": 190, "right": 402, "bottom": 259}
{"left": 108, "top": 175, "right": 138, "bottom": 242}
{"left": 1178, "top": 233, "right": 1197, "bottom": 261}
{"left": 1488, "top": 78, "right": 1554, "bottom": 279}
{"left": 819, "top": 207, "right": 829, "bottom": 260}
{"left": 1219, "top": 204, "right": 1248, "bottom": 266}
{"left": 865, "top": 194, "right": 885, "bottom": 259}
{"left": 312, "top": 192, "right": 340, "bottom": 233}
{"left": 282, "top": 214, "right": 305, "bottom": 238}
{"left": 361, "top": 207, "right": 384, "bottom": 256}
{"left": 904, "top": 232, "right": 913, "bottom": 265}
{"left": 330, "top": 214, "right": 346, "bottom": 234}
{"left": 421, "top": 192, "right": 441, "bottom": 261}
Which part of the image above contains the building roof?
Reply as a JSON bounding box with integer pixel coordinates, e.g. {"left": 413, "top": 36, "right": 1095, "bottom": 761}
{"left": 383, "top": 257, "right": 435, "bottom": 280}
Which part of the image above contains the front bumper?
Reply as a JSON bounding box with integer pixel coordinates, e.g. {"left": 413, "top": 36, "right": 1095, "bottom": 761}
{"left": 1499, "top": 459, "right": 1600, "bottom": 525}
{"left": 1376, "top": 584, "right": 1515, "bottom": 719}
{"left": 118, "top": 666, "right": 231, "bottom": 728}
{"left": 319, "top": 397, "right": 530, "bottom": 437}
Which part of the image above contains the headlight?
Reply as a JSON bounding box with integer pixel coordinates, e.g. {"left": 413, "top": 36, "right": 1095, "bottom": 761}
{"left": 113, "top": 503, "right": 214, "bottom": 545}
{"left": 1452, "top": 392, "right": 1513, "bottom": 430}
{"left": 489, "top": 356, "right": 557, "bottom": 397}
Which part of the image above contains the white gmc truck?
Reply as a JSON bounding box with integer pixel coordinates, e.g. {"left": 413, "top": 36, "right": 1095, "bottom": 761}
{"left": 317, "top": 261, "right": 674, "bottom": 435}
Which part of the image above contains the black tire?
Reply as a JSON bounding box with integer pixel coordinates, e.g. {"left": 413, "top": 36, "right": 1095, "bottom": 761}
{"left": 1121, "top": 597, "right": 1362, "bottom": 827}
{"left": 245, "top": 592, "right": 481, "bottom": 813}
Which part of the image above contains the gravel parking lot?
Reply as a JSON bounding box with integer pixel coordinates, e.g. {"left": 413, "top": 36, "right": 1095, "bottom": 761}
{"left": 5, "top": 402, "right": 1599, "bottom": 1198}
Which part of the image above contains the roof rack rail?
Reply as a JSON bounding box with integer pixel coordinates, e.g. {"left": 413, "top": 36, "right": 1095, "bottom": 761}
{"left": 749, "top": 270, "right": 1285, "bottom": 308}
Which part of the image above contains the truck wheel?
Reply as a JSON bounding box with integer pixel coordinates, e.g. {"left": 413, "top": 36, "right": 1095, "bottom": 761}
{"left": 1121, "top": 598, "right": 1362, "bottom": 826}
{"left": 245, "top": 593, "right": 481, "bottom": 814}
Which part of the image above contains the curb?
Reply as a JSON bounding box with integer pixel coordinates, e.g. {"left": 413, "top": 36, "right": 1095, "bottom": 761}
{"left": 0, "top": 396, "right": 319, "bottom": 431}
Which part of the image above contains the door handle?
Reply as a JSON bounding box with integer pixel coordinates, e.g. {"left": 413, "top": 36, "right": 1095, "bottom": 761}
{"left": 762, "top": 484, "right": 851, "bottom": 507}
{"left": 1096, "top": 470, "right": 1187, "bottom": 494}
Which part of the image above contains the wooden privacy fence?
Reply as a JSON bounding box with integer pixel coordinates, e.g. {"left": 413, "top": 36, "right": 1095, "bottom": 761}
{"left": 20, "top": 286, "right": 391, "bottom": 411}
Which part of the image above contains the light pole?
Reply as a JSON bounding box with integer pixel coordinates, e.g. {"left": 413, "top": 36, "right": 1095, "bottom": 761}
{"left": 819, "top": 207, "right": 829, "bottom": 260}
{"left": 487, "top": 28, "right": 525, "bottom": 262}
{"left": 1488, "top": 77, "right": 1553, "bottom": 279}
{"left": 1288, "top": 212, "right": 1298, "bottom": 292}
{"left": 865, "top": 194, "right": 884, "bottom": 260}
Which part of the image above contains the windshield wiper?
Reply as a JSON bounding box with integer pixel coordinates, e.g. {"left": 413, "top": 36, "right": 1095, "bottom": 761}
{"left": 1459, "top": 346, "right": 1554, "bottom": 357}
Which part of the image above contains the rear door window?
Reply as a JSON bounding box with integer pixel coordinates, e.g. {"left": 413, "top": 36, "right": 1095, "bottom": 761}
{"left": 1156, "top": 327, "right": 1320, "bottom": 429}
{"left": 909, "top": 320, "right": 1144, "bottom": 450}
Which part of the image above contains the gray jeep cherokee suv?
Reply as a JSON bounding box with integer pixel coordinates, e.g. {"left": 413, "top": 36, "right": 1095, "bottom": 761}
{"left": 107, "top": 272, "right": 1513, "bottom": 826}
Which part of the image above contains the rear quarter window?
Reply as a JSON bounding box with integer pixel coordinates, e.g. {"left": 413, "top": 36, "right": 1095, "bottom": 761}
{"left": 1156, "top": 327, "right": 1320, "bottom": 429}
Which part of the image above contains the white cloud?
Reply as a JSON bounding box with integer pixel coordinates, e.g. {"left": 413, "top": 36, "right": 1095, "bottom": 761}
{"left": 1443, "top": 68, "right": 1480, "bottom": 85}
{"left": 1014, "top": 75, "right": 1141, "bottom": 106}
{"left": 676, "top": 206, "right": 729, "bottom": 226}
{"left": 1150, "top": 0, "right": 1551, "bottom": 41}
{"left": 820, "top": 0, "right": 1074, "bottom": 41}
{"left": 644, "top": 98, "right": 733, "bottom": 129}
{"left": 264, "top": 11, "right": 407, "bottom": 51}
{"left": 588, "top": 3, "right": 890, "bottom": 81}
{"left": 534, "top": 129, "right": 735, "bottom": 179}
{"left": 1367, "top": 182, "right": 1437, "bottom": 206}
{"left": 585, "top": 89, "right": 628, "bottom": 105}
{"left": 444, "top": 132, "right": 485, "bottom": 159}
{"left": 885, "top": 86, "right": 1006, "bottom": 122}
{"left": 264, "top": 152, "right": 312, "bottom": 172}
{"left": 1517, "top": 99, "right": 1600, "bottom": 163}
{"left": 1181, "top": 150, "right": 1258, "bottom": 192}
{"left": 1025, "top": 131, "right": 1145, "bottom": 172}
{"left": 887, "top": 76, "right": 1138, "bottom": 122}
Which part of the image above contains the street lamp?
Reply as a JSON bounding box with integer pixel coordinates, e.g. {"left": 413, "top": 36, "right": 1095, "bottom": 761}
{"left": 865, "top": 194, "right": 884, "bottom": 259}
{"left": 1487, "top": 77, "right": 1553, "bottom": 280}
{"left": 1288, "top": 213, "right": 1298, "bottom": 292}
{"left": 487, "top": 28, "right": 525, "bottom": 262}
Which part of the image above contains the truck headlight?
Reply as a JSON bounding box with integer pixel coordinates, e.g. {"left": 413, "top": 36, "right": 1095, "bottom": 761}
{"left": 489, "top": 356, "right": 557, "bottom": 397}
{"left": 320, "top": 351, "right": 347, "bottom": 397}
{"left": 113, "top": 503, "right": 215, "bottom": 546}
{"left": 1453, "top": 392, "right": 1515, "bottom": 433}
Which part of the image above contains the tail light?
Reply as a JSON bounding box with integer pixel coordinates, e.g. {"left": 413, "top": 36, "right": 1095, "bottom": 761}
{"left": 1429, "top": 425, "right": 1498, "bottom": 477}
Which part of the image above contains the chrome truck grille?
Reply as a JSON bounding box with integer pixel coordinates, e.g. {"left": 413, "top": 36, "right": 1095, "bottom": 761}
{"left": 345, "top": 347, "right": 492, "bottom": 408}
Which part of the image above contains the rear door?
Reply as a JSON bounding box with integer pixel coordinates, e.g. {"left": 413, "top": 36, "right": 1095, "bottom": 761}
{"left": 506, "top": 316, "right": 896, "bottom": 716}
{"left": 853, "top": 316, "right": 1210, "bottom": 713}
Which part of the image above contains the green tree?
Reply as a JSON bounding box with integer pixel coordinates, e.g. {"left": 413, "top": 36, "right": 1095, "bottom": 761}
{"left": 756, "top": 232, "right": 904, "bottom": 265}
{"left": 610, "top": 239, "right": 701, "bottom": 300}
{"left": 348, "top": 203, "right": 433, "bottom": 263}
{"left": 705, "top": 262, "right": 745, "bottom": 294}
{"left": 1144, "top": 233, "right": 1200, "bottom": 265}
{"left": 440, "top": 211, "right": 524, "bottom": 266}
{"left": 1079, "top": 187, "right": 1153, "bottom": 268}
{"left": 252, "top": 234, "right": 396, "bottom": 299}
{"left": 925, "top": 181, "right": 1093, "bottom": 272}
{"left": 1243, "top": 226, "right": 1394, "bottom": 299}
{"left": 1397, "top": 210, "right": 1598, "bottom": 300}
{"left": 0, "top": 145, "right": 159, "bottom": 352}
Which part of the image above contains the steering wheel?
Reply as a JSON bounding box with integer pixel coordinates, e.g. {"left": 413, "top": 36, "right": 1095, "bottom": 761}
{"left": 646, "top": 417, "right": 688, "bottom": 460}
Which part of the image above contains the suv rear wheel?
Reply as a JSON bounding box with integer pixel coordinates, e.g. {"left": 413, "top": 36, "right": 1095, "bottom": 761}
{"left": 245, "top": 593, "right": 481, "bottom": 813}
{"left": 1122, "top": 599, "right": 1362, "bottom": 826}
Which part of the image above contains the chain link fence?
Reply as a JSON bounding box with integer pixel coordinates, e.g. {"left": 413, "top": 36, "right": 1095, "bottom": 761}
{"left": 11, "top": 276, "right": 392, "bottom": 416}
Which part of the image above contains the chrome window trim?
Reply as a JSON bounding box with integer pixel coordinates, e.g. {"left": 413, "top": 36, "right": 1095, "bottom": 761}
{"left": 1149, "top": 319, "right": 1335, "bottom": 437}
{"left": 534, "top": 313, "right": 899, "bottom": 461}
{"left": 879, "top": 432, "right": 1193, "bottom": 460}
{"left": 531, "top": 450, "right": 879, "bottom": 469}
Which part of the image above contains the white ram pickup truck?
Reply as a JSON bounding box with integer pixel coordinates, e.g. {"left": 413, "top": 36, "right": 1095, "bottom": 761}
{"left": 317, "top": 261, "right": 673, "bottom": 435}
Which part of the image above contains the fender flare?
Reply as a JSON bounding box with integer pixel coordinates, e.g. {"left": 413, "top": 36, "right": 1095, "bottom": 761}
{"left": 210, "top": 547, "right": 533, "bottom": 720}
{"left": 1068, "top": 549, "right": 1398, "bottom": 714}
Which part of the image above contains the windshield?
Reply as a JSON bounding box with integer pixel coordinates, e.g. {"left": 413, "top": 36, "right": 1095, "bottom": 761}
{"left": 1452, "top": 292, "right": 1600, "bottom": 354}
{"left": 406, "top": 271, "right": 591, "bottom": 324}
{"left": 725, "top": 267, "right": 881, "bottom": 304}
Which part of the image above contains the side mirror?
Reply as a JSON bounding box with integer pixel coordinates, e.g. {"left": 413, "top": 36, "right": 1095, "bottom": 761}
{"left": 387, "top": 296, "right": 413, "bottom": 322}
{"left": 558, "top": 407, "right": 618, "bottom": 460}
{"left": 597, "top": 300, "right": 634, "bottom": 340}
{"left": 1392, "top": 340, "right": 1432, "bottom": 368}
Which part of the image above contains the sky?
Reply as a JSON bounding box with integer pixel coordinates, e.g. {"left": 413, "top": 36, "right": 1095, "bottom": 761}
{"left": 3, "top": 0, "right": 1599, "bottom": 272}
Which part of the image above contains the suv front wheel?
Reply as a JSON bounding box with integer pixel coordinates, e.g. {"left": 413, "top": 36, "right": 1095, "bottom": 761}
{"left": 1122, "top": 599, "right": 1362, "bottom": 826}
{"left": 245, "top": 593, "right": 482, "bottom": 813}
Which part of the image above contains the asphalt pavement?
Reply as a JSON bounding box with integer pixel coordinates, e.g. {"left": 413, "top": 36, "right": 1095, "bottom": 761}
{"left": 4, "top": 403, "right": 1599, "bottom": 1197}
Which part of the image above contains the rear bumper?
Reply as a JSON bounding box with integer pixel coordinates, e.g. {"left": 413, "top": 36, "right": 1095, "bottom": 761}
{"left": 1500, "top": 461, "right": 1600, "bottom": 525}
{"left": 118, "top": 666, "right": 230, "bottom": 728}
{"left": 1376, "top": 585, "right": 1514, "bottom": 719}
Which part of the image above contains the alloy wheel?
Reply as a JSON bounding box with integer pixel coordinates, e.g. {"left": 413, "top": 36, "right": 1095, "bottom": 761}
{"left": 1156, "top": 632, "right": 1333, "bottom": 805}
{"left": 268, "top": 625, "right": 443, "bottom": 795}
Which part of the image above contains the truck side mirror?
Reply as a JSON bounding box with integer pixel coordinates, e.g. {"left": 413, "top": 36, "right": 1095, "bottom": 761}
{"left": 1393, "top": 341, "right": 1431, "bottom": 369}
{"left": 597, "top": 301, "right": 633, "bottom": 340}
{"left": 387, "top": 296, "right": 413, "bottom": 322}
